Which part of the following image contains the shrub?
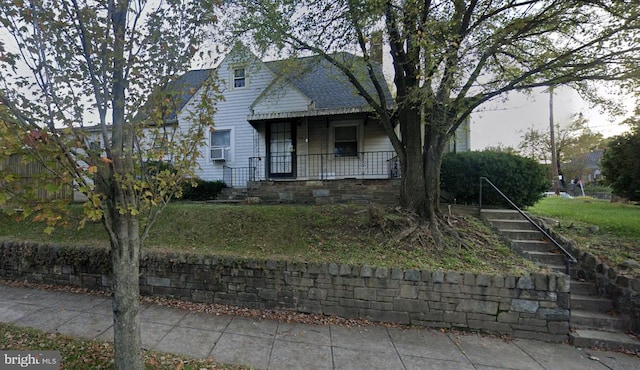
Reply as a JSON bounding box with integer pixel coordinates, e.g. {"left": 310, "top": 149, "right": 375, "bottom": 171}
{"left": 441, "top": 151, "right": 548, "bottom": 208}
{"left": 180, "top": 179, "right": 226, "bottom": 201}
{"left": 144, "top": 160, "right": 176, "bottom": 175}
{"left": 601, "top": 128, "right": 640, "bottom": 201}
{"left": 582, "top": 184, "right": 612, "bottom": 193}
{"left": 143, "top": 161, "right": 226, "bottom": 201}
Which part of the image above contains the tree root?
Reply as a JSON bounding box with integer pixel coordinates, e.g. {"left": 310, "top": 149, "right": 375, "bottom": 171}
{"left": 369, "top": 205, "right": 481, "bottom": 251}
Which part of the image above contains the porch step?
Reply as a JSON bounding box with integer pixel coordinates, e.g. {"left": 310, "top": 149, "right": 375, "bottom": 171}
{"left": 482, "top": 210, "right": 569, "bottom": 270}
{"left": 570, "top": 329, "right": 640, "bottom": 352}
{"left": 569, "top": 284, "right": 638, "bottom": 351}
{"left": 486, "top": 219, "right": 535, "bottom": 231}
{"left": 510, "top": 240, "right": 557, "bottom": 253}
{"left": 501, "top": 229, "right": 546, "bottom": 241}
{"left": 522, "top": 251, "right": 566, "bottom": 265}
{"left": 571, "top": 294, "right": 614, "bottom": 313}
{"left": 206, "top": 199, "right": 244, "bottom": 205}
{"left": 480, "top": 209, "right": 525, "bottom": 220}
{"left": 571, "top": 280, "right": 598, "bottom": 296}
{"left": 483, "top": 209, "right": 637, "bottom": 351}
{"left": 216, "top": 188, "right": 248, "bottom": 202}
{"left": 571, "top": 310, "right": 632, "bottom": 332}
{"left": 547, "top": 264, "right": 568, "bottom": 274}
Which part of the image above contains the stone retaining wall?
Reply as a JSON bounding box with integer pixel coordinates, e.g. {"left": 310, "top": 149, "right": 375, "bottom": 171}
{"left": 246, "top": 179, "right": 400, "bottom": 205}
{"left": 0, "top": 242, "right": 570, "bottom": 341}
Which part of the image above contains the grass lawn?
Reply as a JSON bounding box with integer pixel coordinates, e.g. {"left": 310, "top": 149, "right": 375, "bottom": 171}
{"left": 0, "top": 323, "right": 238, "bottom": 369}
{"left": 3, "top": 200, "right": 636, "bottom": 367}
{"left": 0, "top": 203, "right": 538, "bottom": 275}
{"left": 528, "top": 197, "right": 640, "bottom": 277}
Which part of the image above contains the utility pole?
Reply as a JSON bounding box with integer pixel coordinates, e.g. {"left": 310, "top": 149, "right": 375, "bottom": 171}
{"left": 549, "top": 86, "right": 560, "bottom": 195}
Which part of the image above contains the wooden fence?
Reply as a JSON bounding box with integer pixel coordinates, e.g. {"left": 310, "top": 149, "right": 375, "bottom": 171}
{"left": 1, "top": 154, "right": 73, "bottom": 201}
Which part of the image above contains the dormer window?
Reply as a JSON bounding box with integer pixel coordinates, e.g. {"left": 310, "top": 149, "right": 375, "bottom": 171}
{"left": 233, "top": 68, "right": 246, "bottom": 88}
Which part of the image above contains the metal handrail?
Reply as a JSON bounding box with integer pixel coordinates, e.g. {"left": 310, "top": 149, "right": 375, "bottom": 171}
{"left": 223, "top": 165, "right": 256, "bottom": 188}
{"left": 479, "top": 176, "right": 577, "bottom": 274}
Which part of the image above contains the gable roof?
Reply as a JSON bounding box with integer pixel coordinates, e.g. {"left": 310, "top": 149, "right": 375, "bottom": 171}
{"left": 569, "top": 150, "right": 604, "bottom": 169}
{"left": 262, "top": 53, "right": 390, "bottom": 112}
{"left": 584, "top": 150, "right": 604, "bottom": 163}
{"left": 167, "top": 50, "right": 392, "bottom": 122}
{"left": 134, "top": 69, "right": 212, "bottom": 125}
{"left": 161, "top": 69, "right": 212, "bottom": 123}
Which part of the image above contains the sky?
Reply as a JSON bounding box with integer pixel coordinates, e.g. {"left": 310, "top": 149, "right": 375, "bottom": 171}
{"left": 205, "top": 38, "right": 637, "bottom": 152}
{"left": 2, "top": 12, "right": 635, "bottom": 149}
{"left": 365, "top": 38, "right": 637, "bottom": 152}
{"left": 469, "top": 86, "right": 634, "bottom": 151}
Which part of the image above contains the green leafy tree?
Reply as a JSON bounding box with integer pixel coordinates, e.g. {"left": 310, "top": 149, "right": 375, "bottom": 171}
{"left": 518, "top": 115, "right": 609, "bottom": 164}
{"left": 518, "top": 114, "right": 610, "bottom": 183}
{"left": 482, "top": 144, "right": 517, "bottom": 155}
{"left": 221, "top": 0, "right": 640, "bottom": 229}
{"left": 0, "top": 1, "right": 218, "bottom": 368}
{"left": 601, "top": 104, "right": 640, "bottom": 201}
{"left": 517, "top": 125, "right": 549, "bottom": 163}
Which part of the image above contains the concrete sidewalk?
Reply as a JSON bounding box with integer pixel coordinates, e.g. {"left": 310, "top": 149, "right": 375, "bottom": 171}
{"left": 1, "top": 284, "right": 639, "bottom": 370}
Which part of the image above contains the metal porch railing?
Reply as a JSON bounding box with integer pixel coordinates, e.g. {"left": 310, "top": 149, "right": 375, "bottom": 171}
{"left": 244, "top": 151, "right": 399, "bottom": 183}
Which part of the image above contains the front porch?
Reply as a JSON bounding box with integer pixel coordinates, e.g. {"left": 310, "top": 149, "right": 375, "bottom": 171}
{"left": 222, "top": 150, "right": 400, "bottom": 188}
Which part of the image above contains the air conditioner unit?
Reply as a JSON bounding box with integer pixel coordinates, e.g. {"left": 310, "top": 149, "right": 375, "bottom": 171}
{"left": 210, "top": 147, "right": 226, "bottom": 161}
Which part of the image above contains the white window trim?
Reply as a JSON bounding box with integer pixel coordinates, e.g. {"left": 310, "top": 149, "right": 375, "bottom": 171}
{"left": 329, "top": 120, "right": 363, "bottom": 157}
{"left": 230, "top": 66, "right": 248, "bottom": 90}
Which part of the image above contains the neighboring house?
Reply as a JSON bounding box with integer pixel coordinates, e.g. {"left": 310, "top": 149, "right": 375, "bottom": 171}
{"left": 445, "top": 118, "right": 471, "bottom": 153}
{"left": 566, "top": 150, "right": 604, "bottom": 183}
{"left": 168, "top": 45, "right": 471, "bottom": 188}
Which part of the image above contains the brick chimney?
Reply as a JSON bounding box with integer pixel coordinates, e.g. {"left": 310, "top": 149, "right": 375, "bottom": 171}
{"left": 370, "top": 31, "right": 383, "bottom": 65}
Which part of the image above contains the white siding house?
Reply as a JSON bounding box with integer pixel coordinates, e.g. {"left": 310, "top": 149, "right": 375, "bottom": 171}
{"left": 171, "top": 46, "right": 470, "bottom": 188}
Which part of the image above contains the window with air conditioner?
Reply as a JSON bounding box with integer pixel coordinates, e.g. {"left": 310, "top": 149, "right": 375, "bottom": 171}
{"left": 210, "top": 129, "right": 231, "bottom": 161}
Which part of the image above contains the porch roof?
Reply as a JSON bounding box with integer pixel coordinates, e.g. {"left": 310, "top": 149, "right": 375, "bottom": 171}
{"left": 247, "top": 106, "right": 374, "bottom": 121}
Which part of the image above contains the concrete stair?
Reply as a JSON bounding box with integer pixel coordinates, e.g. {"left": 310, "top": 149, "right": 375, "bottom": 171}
{"left": 571, "top": 330, "right": 640, "bottom": 352}
{"left": 568, "top": 279, "right": 638, "bottom": 350}
{"left": 481, "top": 209, "right": 568, "bottom": 273}
{"left": 212, "top": 187, "right": 247, "bottom": 204}
{"left": 481, "top": 208, "right": 640, "bottom": 351}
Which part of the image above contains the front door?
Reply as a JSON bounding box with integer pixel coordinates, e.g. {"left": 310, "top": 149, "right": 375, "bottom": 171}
{"left": 268, "top": 122, "right": 296, "bottom": 178}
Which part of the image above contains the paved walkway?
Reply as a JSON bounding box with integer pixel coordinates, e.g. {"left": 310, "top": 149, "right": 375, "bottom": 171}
{"left": 1, "top": 284, "right": 639, "bottom": 370}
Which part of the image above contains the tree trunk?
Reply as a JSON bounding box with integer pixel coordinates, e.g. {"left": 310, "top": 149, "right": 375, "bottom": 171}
{"left": 398, "top": 105, "right": 427, "bottom": 218}
{"left": 103, "top": 176, "right": 144, "bottom": 365}
{"left": 110, "top": 211, "right": 143, "bottom": 370}
{"left": 424, "top": 137, "right": 445, "bottom": 220}
{"left": 423, "top": 109, "right": 451, "bottom": 222}
{"left": 109, "top": 1, "right": 143, "bottom": 367}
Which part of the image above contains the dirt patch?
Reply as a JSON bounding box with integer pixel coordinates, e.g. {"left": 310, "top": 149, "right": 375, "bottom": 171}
{"left": 315, "top": 204, "right": 541, "bottom": 274}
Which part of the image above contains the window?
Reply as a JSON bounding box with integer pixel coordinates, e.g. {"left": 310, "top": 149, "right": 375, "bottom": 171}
{"left": 233, "top": 68, "right": 246, "bottom": 88}
{"left": 211, "top": 130, "right": 231, "bottom": 161}
{"left": 151, "top": 132, "right": 168, "bottom": 151}
{"left": 89, "top": 141, "right": 101, "bottom": 151}
{"left": 88, "top": 141, "right": 102, "bottom": 158}
{"left": 334, "top": 125, "right": 358, "bottom": 157}
{"left": 211, "top": 130, "right": 231, "bottom": 147}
